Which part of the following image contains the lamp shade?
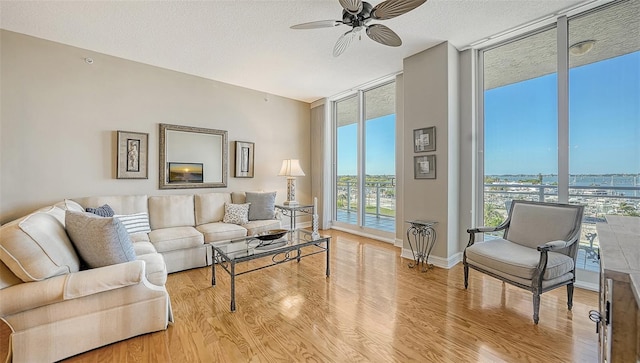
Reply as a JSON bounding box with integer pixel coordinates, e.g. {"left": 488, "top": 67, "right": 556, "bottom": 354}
{"left": 278, "top": 159, "right": 305, "bottom": 177}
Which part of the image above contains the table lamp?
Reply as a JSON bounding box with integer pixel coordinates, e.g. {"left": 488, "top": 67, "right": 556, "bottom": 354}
{"left": 278, "top": 159, "right": 305, "bottom": 205}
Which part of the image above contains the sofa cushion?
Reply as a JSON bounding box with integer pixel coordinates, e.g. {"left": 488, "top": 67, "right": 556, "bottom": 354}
{"left": 114, "top": 212, "right": 152, "bottom": 234}
{"left": 0, "top": 212, "right": 80, "bottom": 282}
{"left": 196, "top": 222, "right": 247, "bottom": 243}
{"left": 0, "top": 258, "right": 24, "bottom": 289}
{"left": 465, "top": 238, "right": 575, "bottom": 280}
{"left": 63, "top": 199, "right": 85, "bottom": 212}
{"left": 74, "top": 195, "right": 148, "bottom": 215}
{"left": 195, "top": 192, "right": 231, "bottom": 225}
{"left": 246, "top": 192, "right": 276, "bottom": 221}
{"left": 223, "top": 203, "right": 250, "bottom": 225}
{"left": 65, "top": 211, "right": 137, "bottom": 269}
{"left": 85, "top": 204, "right": 115, "bottom": 217}
{"left": 231, "top": 191, "right": 247, "bottom": 204}
{"left": 135, "top": 253, "right": 167, "bottom": 286}
{"left": 243, "top": 219, "right": 282, "bottom": 237}
{"left": 148, "top": 226, "right": 204, "bottom": 253}
{"left": 132, "top": 241, "right": 157, "bottom": 256}
{"left": 148, "top": 195, "right": 195, "bottom": 229}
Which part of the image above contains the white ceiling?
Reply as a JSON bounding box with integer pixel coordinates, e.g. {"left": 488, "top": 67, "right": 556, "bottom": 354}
{"left": 0, "top": 0, "right": 593, "bottom": 103}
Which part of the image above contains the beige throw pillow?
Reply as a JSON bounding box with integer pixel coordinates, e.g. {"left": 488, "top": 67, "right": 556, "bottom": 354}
{"left": 222, "top": 203, "right": 250, "bottom": 225}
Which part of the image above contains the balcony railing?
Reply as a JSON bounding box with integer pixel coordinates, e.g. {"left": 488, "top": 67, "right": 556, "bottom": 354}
{"left": 484, "top": 183, "right": 640, "bottom": 271}
{"left": 336, "top": 180, "right": 396, "bottom": 232}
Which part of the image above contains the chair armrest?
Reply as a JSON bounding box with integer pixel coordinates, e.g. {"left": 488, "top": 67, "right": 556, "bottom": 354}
{"left": 467, "top": 226, "right": 501, "bottom": 234}
{"left": 466, "top": 224, "right": 508, "bottom": 247}
{"left": 537, "top": 240, "right": 572, "bottom": 252}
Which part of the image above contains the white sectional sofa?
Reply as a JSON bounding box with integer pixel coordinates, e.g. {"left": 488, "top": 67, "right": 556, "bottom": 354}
{"left": 0, "top": 191, "right": 280, "bottom": 362}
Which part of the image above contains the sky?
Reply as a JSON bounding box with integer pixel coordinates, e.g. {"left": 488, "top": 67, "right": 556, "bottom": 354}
{"left": 337, "top": 51, "right": 639, "bottom": 177}
{"left": 337, "top": 115, "right": 395, "bottom": 175}
{"left": 485, "top": 51, "right": 639, "bottom": 175}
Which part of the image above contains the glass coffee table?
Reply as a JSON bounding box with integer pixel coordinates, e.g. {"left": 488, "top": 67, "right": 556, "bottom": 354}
{"left": 210, "top": 229, "right": 330, "bottom": 311}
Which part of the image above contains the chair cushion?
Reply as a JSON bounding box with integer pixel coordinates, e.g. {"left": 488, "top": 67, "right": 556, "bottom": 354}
{"left": 196, "top": 222, "right": 247, "bottom": 243}
{"left": 506, "top": 202, "right": 581, "bottom": 249}
{"left": 246, "top": 192, "right": 276, "bottom": 220}
{"left": 65, "top": 211, "right": 137, "bottom": 269}
{"left": 465, "top": 238, "right": 574, "bottom": 281}
{"left": 148, "top": 226, "right": 204, "bottom": 253}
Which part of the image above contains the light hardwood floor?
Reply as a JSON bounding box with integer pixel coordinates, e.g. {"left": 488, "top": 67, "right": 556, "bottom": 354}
{"left": 4, "top": 230, "right": 600, "bottom": 362}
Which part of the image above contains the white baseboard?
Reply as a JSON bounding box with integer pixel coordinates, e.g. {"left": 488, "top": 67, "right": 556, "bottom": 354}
{"left": 394, "top": 238, "right": 403, "bottom": 248}
{"left": 574, "top": 280, "right": 598, "bottom": 292}
{"left": 400, "top": 249, "right": 462, "bottom": 269}
{"left": 330, "top": 226, "right": 396, "bottom": 244}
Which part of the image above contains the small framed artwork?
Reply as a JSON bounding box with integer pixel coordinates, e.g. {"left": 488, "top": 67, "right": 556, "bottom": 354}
{"left": 168, "top": 162, "right": 203, "bottom": 183}
{"left": 117, "top": 130, "right": 148, "bottom": 179}
{"left": 235, "top": 141, "right": 255, "bottom": 178}
{"left": 414, "top": 155, "right": 436, "bottom": 179}
{"left": 413, "top": 126, "right": 436, "bottom": 153}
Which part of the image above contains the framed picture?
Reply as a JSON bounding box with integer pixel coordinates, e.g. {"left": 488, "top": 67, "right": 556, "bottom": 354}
{"left": 235, "top": 141, "right": 254, "bottom": 178}
{"left": 117, "top": 130, "right": 148, "bottom": 179}
{"left": 413, "top": 126, "right": 436, "bottom": 152}
{"left": 414, "top": 155, "right": 436, "bottom": 179}
{"left": 168, "top": 162, "right": 203, "bottom": 183}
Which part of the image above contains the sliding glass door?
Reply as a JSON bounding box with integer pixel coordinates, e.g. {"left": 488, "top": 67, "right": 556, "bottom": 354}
{"left": 479, "top": 0, "right": 640, "bottom": 281}
{"left": 334, "top": 80, "right": 396, "bottom": 237}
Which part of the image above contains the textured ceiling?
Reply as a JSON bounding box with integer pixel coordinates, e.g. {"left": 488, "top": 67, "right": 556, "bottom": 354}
{"left": 484, "top": 0, "right": 639, "bottom": 90}
{"left": 0, "top": 0, "right": 594, "bottom": 103}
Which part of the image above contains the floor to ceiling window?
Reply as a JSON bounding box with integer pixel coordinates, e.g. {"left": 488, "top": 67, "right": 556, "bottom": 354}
{"left": 334, "top": 80, "right": 396, "bottom": 238}
{"left": 479, "top": 0, "right": 639, "bottom": 282}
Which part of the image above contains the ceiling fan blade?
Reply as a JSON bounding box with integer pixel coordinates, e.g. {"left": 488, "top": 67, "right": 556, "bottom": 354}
{"left": 290, "top": 20, "right": 342, "bottom": 29}
{"left": 366, "top": 24, "right": 402, "bottom": 47}
{"left": 371, "top": 0, "right": 427, "bottom": 20}
{"left": 333, "top": 30, "right": 358, "bottom": 57}
{"left": 339, "top": 0, "right": 363, "bottom": 15}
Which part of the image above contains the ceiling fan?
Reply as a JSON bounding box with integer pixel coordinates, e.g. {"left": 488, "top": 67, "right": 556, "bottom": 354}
{"left": 290, "top": 0, "right": 427, "bottom": 57}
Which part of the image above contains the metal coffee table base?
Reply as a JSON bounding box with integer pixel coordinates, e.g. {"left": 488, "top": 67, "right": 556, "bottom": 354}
{"left": 211, "top": 235, "right": 330, "bottom": 312}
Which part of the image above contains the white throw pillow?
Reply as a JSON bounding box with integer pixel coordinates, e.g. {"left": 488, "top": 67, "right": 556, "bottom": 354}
{"left": 114, "top": 212, "right": 152, "bottom": 234}
{"left": 222, "top": 203, "right": 250, "bottom": 225}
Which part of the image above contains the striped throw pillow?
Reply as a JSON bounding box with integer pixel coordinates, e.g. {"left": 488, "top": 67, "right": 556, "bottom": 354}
{"left": 114, "top": 212, "right": 151, "bottom": 234}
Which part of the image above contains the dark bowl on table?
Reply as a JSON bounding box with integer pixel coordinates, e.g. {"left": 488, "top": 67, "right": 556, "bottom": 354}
{"left": 255, "top": 229, "right": 288, "bottom": 241}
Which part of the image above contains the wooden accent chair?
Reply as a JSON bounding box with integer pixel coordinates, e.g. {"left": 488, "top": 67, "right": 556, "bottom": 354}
{"left": 463, "top": 200, "right": 585, "bottom": 324}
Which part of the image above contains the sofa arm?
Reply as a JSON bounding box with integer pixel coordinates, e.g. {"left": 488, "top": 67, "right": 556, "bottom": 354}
{"left": 63, "top": 260, "right": 144, "bottom": 299}
{"left": 0, "top": 260, "right": 145, "bottom": 317}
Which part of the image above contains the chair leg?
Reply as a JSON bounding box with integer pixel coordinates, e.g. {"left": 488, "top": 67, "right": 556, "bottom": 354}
{"left": 567, "top": 284, "right": 574, "bottom": 311}
{"left": 532, "top": 293, "right": 540, "bottom": 324}
{"left": 463, "top": 264, "right": 469, "bottom": 289}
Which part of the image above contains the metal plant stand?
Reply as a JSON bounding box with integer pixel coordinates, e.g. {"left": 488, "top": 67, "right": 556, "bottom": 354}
{"left": 406, "top": 220, "right": 437, "bottom": 272}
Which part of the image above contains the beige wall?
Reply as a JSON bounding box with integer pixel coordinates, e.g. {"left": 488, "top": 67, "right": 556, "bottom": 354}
{"left": 0, "top": 30, "right": 311, "bottom": 224}
{"left": 402, "top": 42, "right": 461, "bottom": 263}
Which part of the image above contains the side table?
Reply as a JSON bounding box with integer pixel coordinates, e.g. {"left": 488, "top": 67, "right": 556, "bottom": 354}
{"left": 275, "top": 204, "right": 319, "bottom": 238}
{"left": 406, "top": 220, "right": 438, "bottom": 272}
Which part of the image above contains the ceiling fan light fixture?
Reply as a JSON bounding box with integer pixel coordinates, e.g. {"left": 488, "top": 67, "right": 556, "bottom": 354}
{"left": 569, "top": 40, "right": 596, "bottom": 56}
{"left": 292, "top": 0, "right": 428, "bottom": 56}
